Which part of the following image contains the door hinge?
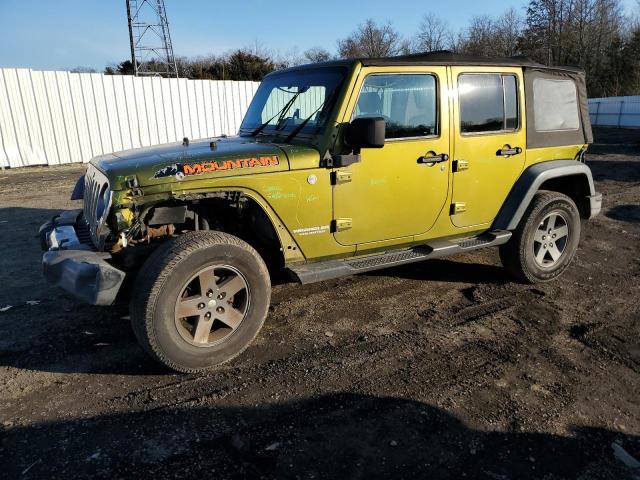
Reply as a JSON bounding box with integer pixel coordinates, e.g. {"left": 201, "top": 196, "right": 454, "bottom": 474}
{"left": 331, "top": 218, "right": 353, "bottom": 232}
{"left": 331, "top": 171, "right": 353, "bottom": 185}
{"left": 450, "top": 202, "right": 467, "bottom": 215}
{"left": 453, "top": 160, "right": 469, "bottom": 172}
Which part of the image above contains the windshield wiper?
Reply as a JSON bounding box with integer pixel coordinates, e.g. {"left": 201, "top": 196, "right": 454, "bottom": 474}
{"left": 283, "top": 87, "right": 339, "bottom": 144}
{"left": 248, "top": 87, "right": 307, "bottom": 137}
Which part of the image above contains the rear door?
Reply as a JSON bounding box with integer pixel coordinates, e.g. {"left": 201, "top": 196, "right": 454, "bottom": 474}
{"left": 450, "top": 67, "right": 526, "bottom": 228}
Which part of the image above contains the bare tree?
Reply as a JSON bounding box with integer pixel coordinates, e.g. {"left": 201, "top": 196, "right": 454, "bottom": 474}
{"left": 451, "top": 8, "right": 523, "bottom": 57}
{"left": 458, "top": 15, "right": 499, "bottom": 56}
{"left": 70, "top": 67, "right": 97, "bottom": 73}
{"left": 275, "top": 47, "right": 306, "bottom": 68}
{"left": 496, "top": 8, "right": 523, "bottom": 56}
{"left": 337, "top": 19, "right": 404, "bottom": 58}
{"left": 414, "top": 13, "right": 450, "bottom": 52}
{"left": 304, "top": 47, "right": 333, "bottom": 63}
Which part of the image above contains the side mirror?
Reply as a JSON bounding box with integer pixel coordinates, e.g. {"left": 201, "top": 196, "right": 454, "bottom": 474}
{"left": 345, "top": 117, "right": 385, "bottom": 150}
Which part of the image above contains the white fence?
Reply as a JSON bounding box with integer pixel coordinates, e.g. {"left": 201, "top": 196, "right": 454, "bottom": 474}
{"left": 0, "top": 68, "right": 260, "bottom": 168}
{"left": 589, "top": 96, "right": 640, "bottom": 128}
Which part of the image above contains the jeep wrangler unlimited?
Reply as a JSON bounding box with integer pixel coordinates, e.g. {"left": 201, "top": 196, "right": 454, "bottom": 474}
{"left": 40, "top": 52, "right": 602, "bottom": 372}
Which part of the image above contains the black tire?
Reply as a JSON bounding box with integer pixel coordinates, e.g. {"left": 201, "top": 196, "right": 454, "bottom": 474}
{"left": 130, "top": 231, "right": 271, "bottom": 373}
{"left": 499, "top": 190, "right": 581, "bottom": 283}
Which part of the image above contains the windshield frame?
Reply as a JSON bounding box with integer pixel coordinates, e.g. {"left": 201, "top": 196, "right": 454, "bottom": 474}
{"left": 238, "top": 66, "right": 348, "bottom": 140}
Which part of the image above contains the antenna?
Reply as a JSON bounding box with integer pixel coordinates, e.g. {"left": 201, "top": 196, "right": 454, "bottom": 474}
{"left": 126, "top": 0, "right": 179, "bottom": 77}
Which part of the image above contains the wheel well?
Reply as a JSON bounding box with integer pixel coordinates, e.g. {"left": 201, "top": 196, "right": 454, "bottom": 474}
{"left": 539, "top": 174, "right": 591, "bottom": 218}
{"left": 123, "top": 193, "right": 286, "bottom": 275}
{"left": 191, "top": 194, "right": 284, "bottom": 271}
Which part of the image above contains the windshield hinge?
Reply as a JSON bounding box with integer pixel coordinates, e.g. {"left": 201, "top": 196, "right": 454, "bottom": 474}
{"left": 321, "top": 150, "right": 361, "bottom": 168}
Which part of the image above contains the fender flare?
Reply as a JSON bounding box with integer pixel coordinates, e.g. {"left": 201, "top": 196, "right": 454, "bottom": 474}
{"left": 492, "top": 160, "right": 602, "bottom": 231}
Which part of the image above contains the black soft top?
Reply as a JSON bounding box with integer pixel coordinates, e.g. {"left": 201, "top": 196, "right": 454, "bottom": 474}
{"left": 358, "top": 51, "right": 583, "bottom": 73}
{"left": 278, "top": 51, "right": 583, "bottom": 75}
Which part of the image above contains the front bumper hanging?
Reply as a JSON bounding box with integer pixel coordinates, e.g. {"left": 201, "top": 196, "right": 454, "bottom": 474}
{"left": 40, "top": 210, "right": 125, "bottom": 306}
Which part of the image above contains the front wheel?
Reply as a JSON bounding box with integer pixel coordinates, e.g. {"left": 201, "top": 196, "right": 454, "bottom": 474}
{"left": 130, "top": 231, "right": 271, "bottom": 373}
{"left": 499, "top": 190, "right": 581, "bottom": 283}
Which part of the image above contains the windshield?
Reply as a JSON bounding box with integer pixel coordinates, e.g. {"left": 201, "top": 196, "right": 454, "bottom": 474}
{"left": 239, "top": 67, "right": 347, "bottom": 137}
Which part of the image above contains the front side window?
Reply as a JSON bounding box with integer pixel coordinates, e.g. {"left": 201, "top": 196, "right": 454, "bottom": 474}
{"left": 459, "top": 73, "right": 519, "bottom": 134}
{"left": 353, "top": 74, "right": 438, "bottom": 139}
{"left": 239, "top": 67, "right": 346, "bottom": 136}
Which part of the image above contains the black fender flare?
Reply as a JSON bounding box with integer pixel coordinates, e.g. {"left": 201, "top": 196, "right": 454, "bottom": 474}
{"left": 492, "top": 160, "right": 602, "bottom": 231}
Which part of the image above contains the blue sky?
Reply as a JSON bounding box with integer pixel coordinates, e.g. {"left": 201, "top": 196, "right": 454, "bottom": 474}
{"left": 0, "top": 0, "right": 638, "bottom": 71}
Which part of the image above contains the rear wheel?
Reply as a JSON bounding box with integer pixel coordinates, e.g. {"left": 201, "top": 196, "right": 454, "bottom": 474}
{"left": 499, "top": 190, "right": 581, "bottom": 283}
{"left": 131, "top": 231, "right": 271, "bottom": 373}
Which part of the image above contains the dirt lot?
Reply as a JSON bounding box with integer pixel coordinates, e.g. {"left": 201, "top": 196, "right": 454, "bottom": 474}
{"left": 1, "top": 128, "right": 639, "bottom": 479}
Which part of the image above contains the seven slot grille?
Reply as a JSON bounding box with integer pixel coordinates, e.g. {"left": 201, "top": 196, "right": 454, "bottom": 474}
{"left": 83, "top": 166, "right": 111, "bottom": 249}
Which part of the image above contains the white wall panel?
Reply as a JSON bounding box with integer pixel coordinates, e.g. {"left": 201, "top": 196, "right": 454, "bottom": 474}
{"left": 0, "top": 68, "right": 260, "bottom": 168}
{"left": 589, "top": 96, "right": 640, "bottom": 128}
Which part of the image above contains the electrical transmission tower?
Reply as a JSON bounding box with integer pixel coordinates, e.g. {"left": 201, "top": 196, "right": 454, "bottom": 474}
{"left": 126, "top": 0, "right": 178, "bottom": 77}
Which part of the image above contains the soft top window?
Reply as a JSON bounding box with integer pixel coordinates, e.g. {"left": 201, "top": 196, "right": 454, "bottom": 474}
{"left": 524, "top": 68, "right": 592, "bottom": 148}
{"left": 532, "top": 78, "right": 580, "bottom": 132}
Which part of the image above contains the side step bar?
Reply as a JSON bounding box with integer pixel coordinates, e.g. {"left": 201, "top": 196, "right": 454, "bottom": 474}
{"left": 288, "top": 230, "right": 512, "bottom": 284}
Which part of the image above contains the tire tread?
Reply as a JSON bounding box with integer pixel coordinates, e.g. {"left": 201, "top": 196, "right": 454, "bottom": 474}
{"left": 130, "top": 231, "right": 270, "bottom": 373}
{"left": 499, "top": 190, "right": 580, "bottom": 283}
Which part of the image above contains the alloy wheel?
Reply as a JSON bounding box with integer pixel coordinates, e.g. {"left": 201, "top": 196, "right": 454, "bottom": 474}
{"left": 174, "top": 265, "right": 250, "bottom": 347}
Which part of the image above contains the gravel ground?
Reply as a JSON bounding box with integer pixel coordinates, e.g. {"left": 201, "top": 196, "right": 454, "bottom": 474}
{"left": 0, "top": 128, "right": 639, "bottom": 479}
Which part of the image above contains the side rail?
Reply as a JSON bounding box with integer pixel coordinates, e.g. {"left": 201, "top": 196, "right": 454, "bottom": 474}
{"left": 493, "top": 160, "right": 603, "bottom": 231}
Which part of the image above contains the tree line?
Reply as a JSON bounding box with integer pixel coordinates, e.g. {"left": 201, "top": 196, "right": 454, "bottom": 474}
{"left": 103, "top": 0, "right": 640, "bottom": 97}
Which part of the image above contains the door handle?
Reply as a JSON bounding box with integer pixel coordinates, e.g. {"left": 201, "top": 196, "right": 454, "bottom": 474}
{"left": 418, "top": 153, "right": 449, "bottom": 165}
{"left": 496, "top": 147, "right": 522, "bottom": 156}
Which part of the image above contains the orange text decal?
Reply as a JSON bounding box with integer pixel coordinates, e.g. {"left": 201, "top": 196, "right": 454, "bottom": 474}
{"left": 153, "top": 156, "right": 280, "bottom": 180}
{"left": 183, "top": 156, "right": 279, "bottom": 175}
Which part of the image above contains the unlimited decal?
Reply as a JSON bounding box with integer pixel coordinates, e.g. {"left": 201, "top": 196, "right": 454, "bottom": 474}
{"left": 154, "top": 155, "right": 280, "bottom": 180}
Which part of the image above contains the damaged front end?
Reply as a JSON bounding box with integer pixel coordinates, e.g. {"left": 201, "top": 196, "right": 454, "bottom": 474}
{"left": 39, "top": 166, "right": 127, "bottom": 306}
{"left": 39, "top": 165, "right": 181, "bottom": 305}
{"left": 40, "top": 158, "right": 283, "bottom": 306}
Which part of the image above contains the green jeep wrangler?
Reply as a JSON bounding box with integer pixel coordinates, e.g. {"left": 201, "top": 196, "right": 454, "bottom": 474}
{"left": 40, "top": 52, "right": 602, "bottom": 372}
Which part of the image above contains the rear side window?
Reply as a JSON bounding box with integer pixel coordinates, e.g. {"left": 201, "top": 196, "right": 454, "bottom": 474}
{"left": 532, "top": 78, "right": 580, "bottom": 131}
{"left": 353, "top": 74, "right": 438, "bottom": 139}
{"left": 459, "top": 74, "right": 519, "bottom": 134}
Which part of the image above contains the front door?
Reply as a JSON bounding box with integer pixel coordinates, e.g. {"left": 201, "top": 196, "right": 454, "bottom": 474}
{"left": 450, "top": 67, "right": 527, "bottom": 228}
{"left": 333, "top": 68, "right": 450, "bottom": 246}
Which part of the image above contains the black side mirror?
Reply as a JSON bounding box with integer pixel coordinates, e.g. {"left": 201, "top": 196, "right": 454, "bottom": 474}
{"left": 345, "top": 117, "right": 385, "bottom": 150}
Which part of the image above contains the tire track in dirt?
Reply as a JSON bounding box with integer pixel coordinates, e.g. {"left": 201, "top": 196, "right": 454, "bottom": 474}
{"left": 108, "top": 284, "right": 560, "bottom": 416}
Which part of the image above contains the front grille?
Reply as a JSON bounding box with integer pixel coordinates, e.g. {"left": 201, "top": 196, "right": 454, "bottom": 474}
{"left": 83, "top": 166, "right": 110, "bottom": 249}
{"left": 76, "top": 218, "right": 96, "bottom": 249}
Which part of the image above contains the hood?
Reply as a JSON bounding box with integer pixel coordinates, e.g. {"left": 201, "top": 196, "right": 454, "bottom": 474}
{"left": 91, "top": 136, "right": 318, "bottom": 190}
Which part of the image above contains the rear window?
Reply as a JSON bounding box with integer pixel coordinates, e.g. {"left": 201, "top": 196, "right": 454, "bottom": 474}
{"left": 459, "top": 73, "right": 519, "bottom": 134}
{"left": 532, "top": 78, "right": 580, "bottom": 132}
